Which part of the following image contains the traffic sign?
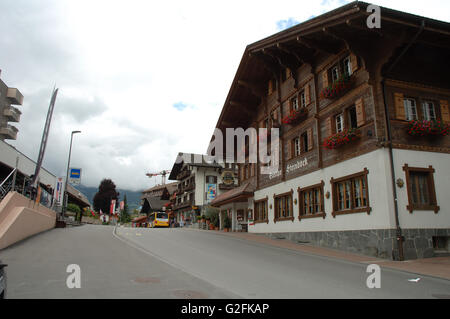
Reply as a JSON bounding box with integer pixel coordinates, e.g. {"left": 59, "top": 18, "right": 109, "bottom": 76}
{"left": 69, "top": 168, "right": 82, "bottom": 185}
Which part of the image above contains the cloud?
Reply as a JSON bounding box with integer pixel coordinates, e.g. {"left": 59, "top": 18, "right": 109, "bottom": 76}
{"left": 276, "top": 18, "right": 300, "bottom": 31}
{"left": 173, "top": 102, "right": 188, "bottom": 111}
{"left": 1, "top": 0, "right": 449, "bottom": 192}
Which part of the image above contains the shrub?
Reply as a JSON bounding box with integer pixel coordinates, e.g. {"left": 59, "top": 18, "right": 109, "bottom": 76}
{"left": 224, "top": 216, "right": 232, "bottom": 229}
{"left": 67, "top": 203, "right": 81, "bottom": 215}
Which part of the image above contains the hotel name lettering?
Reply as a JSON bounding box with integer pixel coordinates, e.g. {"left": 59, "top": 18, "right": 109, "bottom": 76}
{"left": 268, "top": 158, "right": 309, "bottom": 180}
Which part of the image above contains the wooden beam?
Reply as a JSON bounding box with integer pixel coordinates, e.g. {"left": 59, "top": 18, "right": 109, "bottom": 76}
{"left": 345, "top": 19, "right": 383, "bottom": 37}
{"left": 261, "top": 48, "right": 300, "bottom": 87}
{"left": 297, "top": 36, "right": 340, "bottom": 55}
{"left": 229, "top": 101, "right": 256, "bottom": 118}
{"left": 237, "top": 80, "right": 265, "bottom": 98}
{"left": 250, "top": 52, "right": 281, "bottom": 78}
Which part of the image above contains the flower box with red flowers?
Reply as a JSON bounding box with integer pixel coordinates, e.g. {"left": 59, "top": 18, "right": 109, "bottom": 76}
{"left": 407, "top": 120, "right": 449, "bottom": 137}
{"left": 320, "top": 73, "right": 352, "bottom": 100}
{"left": 281, "top": 108, "right": 308, "bottom": 125}
{"left": 322, "top": 128, "right": 360, "bottom": 150}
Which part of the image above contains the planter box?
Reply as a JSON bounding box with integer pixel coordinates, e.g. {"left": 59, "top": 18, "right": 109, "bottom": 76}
{"left": 282, "top": 108, "right": 308, "bottom": 125}
{"left": 320, "top": 75, "right": 353, "bottom": 100}
{"left": 323, "top": 128, "right": 361, "bottom": 150}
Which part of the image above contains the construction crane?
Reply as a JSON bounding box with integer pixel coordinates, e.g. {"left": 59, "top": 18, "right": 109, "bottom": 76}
{"left": 146, "top": 170, "right": 171, "bottom": 185}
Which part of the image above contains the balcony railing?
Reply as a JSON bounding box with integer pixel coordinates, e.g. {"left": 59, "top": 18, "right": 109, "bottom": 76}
{"left": 0, "top": 124, "right": 18, "bottom": 140}
{"left": 3, "top": 106, "right": 21, "bottom": 122}
{"left": 173, "top": 199, "right": 194, "bottom": 210}
{"left": 219, "top": 183, "right": 237, "bottom": 190}
{"left": 7, "top": 88, "right": 24, "bottom": 105}
{"left": 177, "top": 170, "right": 191, "bottom": 180}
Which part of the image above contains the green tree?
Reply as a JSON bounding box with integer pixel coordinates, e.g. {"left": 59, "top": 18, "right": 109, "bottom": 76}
{"left": 120, "top": 193, "right": 131, "bottom": 223}
{"left": 93, "top": 179, "right": 119, "bottom": 214}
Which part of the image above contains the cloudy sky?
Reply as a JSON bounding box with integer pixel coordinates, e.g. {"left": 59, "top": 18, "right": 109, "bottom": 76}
{"left": 0, "top": 0, "right": 448, "bottom": 191}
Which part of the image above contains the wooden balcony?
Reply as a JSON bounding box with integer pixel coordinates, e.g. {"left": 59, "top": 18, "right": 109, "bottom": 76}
{"left": 173, "top": 199, "right": 194, "bottom": 210}
{"left": 219, "top": 183, "right": 237, "bottom": 190}
{"left": 177, "top": 170, "right": 191, "bottom": 180}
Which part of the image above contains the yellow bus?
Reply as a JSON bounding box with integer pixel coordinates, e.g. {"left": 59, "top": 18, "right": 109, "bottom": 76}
{"left": 148, "top": 212, "right": 169, "bottom": 228}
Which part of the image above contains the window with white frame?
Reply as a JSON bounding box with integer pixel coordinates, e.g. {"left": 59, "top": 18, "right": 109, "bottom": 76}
{"left": 422, "top": 101, "right": 436, "bottom": 121}
{"left": 294, "top": 137, "right": 301, "bottom": 157}
{"left": 300, "top": 91, "right": 306, "bottom": 108}
{"left": 343, "top": 56, "right": 352, "bottom": 76}
{"left": 404, "top": 98, "right": 418, "bottom": 121}
{"left": 336, "top": 113, "right": 344, "bottom": 133}
{"left": 291, "top": 96, "right": 299, "bottom": 111}
{"left": 331, "top": 65, "right": 339, "bottom": 82}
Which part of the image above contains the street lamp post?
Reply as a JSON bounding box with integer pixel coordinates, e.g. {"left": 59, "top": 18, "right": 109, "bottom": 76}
{"left": 62, "top": 130, "right": 81, "bottom": 220}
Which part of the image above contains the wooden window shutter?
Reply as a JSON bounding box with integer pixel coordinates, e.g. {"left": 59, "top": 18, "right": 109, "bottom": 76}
{"left": 394, "top": 93, "right": 405, "bottom": 120}
{"left": 287, "top": 140, "right": 292, "bottom": 160}
{"left": 307, "top": 128, "right": 313, "bottom": 151}
{"left": 350, "top": 54, "right": 359, "bottom": 73}
{"left": 355, "top": 98, "right": 366, "bottom": 127}
{"left": 272, "top": 108, "right": 278, "bottom": 121}
{"left": 304, "top": 84, "right": 311, "bottom": 106}
{"left": 325, "top": 116, "right": 333, "bottom": 137}
{"left": 440, "top": 100, "right": 450, "bottom": 123}
{"left": 286, "top": 68, "right": 291, "bottom": 79}
{"left": 322, "top": 71, "right": 329, "bottom": 89}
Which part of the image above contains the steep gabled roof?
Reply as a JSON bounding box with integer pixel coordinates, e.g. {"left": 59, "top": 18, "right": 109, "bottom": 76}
{"left": 211, "top": 1, "right": 450, "bottom": 147}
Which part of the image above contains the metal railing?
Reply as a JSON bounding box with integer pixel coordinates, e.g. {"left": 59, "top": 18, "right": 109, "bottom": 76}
{"left": 0, "top": 168, "right": 17, "bottom": 201}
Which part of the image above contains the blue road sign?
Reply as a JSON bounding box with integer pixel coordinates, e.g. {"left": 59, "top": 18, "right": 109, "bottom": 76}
{"left": 69, "top": 168, "right": 81, "bottom": 185}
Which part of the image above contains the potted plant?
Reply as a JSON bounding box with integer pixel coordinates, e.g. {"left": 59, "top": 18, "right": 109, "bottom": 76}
{"left": 205, "top": 216, "right": 211, "bottom": 225}
{"left": 201, "top": 215, "right": 206, "bottom": 223}
{"left": 223, "top": 216, "right": 232, "bottom": 232}
{"left": 213, "top": 217, "right": 220, "bottom": 230}
{"left": 322, "top": 128, "right": 360, "bottom": 150}
{"left": 320, "top": 73, "right": 352, "bottom": 100}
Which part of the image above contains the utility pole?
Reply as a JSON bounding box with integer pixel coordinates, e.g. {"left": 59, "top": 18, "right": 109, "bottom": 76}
{"left": 62, "top": 130, "right": 81, "bottom": 219}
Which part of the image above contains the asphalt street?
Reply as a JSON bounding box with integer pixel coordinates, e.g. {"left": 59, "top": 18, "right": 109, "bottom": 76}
{"left": 115, "top": 226, "right": 450, "bottom": 299}
{"left": 1, "top": 224, "right": 450, "bottom": 298}
{"left": 0, "top": 225, "right": 237, "bottom": 299}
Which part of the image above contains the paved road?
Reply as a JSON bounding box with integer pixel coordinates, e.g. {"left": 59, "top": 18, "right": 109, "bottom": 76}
{"left": 0, "top": 225, "right": 237, "bottom": 299}
{"left": 115, "top": 226, "right": 450, "bottom": 299}
{"left": 2, "top": 225, "right": 450, "bottom": 298}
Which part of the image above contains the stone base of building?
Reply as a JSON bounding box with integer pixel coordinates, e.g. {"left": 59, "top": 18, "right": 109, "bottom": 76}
{"left": 260, "top": 228, "right": 450, "bottom": 260}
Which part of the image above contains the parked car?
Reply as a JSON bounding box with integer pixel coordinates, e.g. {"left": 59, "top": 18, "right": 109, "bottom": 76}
{"left": 0, "top": 261, "right": 7, "bottom": 299}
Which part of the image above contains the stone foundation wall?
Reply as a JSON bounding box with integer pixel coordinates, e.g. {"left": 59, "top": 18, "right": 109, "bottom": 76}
{"left": 261, "top": 228, "right": 450, "bottom": 260}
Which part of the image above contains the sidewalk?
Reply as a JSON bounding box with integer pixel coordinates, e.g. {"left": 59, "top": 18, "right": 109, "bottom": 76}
{"left": 203, "top": 229, "right": 450, "bottom": 281}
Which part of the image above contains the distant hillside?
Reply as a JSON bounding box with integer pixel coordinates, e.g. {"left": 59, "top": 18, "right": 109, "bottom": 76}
{"left": 73, "top": 184, "right": 143, "bottom": 210}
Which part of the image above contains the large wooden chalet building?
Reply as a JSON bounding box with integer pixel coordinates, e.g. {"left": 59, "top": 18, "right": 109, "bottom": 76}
{"left": 210, "top": 1, "right": 450, "bottom": 260}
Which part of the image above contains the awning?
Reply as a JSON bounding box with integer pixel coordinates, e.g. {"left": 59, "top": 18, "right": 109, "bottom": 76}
{"left": 210, "top": 182, "right": 255, "bottom": 207}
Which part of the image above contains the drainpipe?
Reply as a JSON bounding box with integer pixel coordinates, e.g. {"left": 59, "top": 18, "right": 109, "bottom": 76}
{"left": 381, "top": 20, "right": 425, "bottom": 261}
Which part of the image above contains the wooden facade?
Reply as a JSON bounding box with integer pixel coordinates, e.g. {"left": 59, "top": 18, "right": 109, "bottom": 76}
{"left": 210, "top": 1, "right": 450, "bottom": 259}
{"left": 212, "top": 1, "right": 450, "bottom": 192}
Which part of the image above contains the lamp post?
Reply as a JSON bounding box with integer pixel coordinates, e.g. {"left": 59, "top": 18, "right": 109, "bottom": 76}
{"left": 62, "top": 130, "right": 81, "bottom": 220}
